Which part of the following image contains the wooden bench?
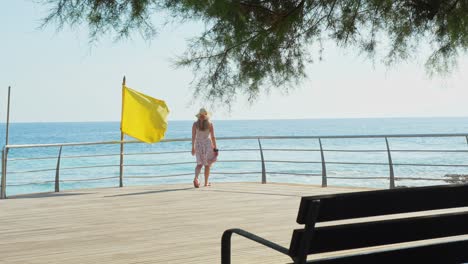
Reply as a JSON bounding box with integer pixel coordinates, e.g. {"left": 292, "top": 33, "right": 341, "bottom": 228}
{"left": 221, "top": 184, "right": 468, "bottom": 264}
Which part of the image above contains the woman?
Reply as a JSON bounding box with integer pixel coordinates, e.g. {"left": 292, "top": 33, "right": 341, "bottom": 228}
{"left": 192, "top": 108, "right": 218, "bottom": 188}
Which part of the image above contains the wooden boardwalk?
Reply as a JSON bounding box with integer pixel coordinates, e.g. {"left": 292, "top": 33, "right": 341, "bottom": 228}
{"left": 0, "top": 183, "right": 367, "bottom": 263}
{"left": 1, "top": 182, "right": 467, "bottom": 264}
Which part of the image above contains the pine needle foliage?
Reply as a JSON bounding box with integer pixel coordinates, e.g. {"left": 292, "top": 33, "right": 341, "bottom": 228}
{"left": 40, "top": 0, "right": 468, "bottom": 105}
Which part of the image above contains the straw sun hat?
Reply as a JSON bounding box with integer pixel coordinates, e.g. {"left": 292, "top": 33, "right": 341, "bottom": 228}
{"left": 195, "top": 108, "right": 211, "bottom": 118}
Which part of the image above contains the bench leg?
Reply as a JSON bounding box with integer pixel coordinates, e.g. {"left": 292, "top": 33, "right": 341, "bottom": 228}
{"left": 221, "top": 230, "right": 233, "bottom": 264}
{"left": 294, "top": 201, "right": 321, "bottom": 264}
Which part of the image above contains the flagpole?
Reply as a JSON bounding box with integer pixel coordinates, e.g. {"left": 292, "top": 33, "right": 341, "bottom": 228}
{"left": 119, "top": 77, "right": 126, "bottom": 188}
{"left": 5, "top": 86, "right": 11, "bottom": 147}
{"left": 1, "top": 86, "right": 11, "bottom": 199}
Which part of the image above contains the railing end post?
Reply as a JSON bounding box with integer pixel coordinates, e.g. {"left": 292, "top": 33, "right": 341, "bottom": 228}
{"left": 1, "top": 147, "right": 8, "bottom": 199}
{"left": 55, "top": 146, "right": 63, "bottom": 193}
{"left": 385, "top": 137, "right": 395, "bottom": 189}
{"left": 258, "top": 138, "right": 267, "bottom": 184}
{"left": 318, "top": 138, "right": 327, "bottom": 188}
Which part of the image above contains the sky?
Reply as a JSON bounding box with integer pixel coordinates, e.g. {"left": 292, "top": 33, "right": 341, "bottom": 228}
{"left": 1, "top": 1, "right": 468, "bottom": 123}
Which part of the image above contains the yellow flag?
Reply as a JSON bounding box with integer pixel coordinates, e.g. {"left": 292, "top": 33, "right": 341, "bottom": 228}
{"left": 121, "top": 86, "right": 170, "bottom": 143}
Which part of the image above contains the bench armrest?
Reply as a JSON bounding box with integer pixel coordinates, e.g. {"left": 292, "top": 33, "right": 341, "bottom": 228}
{"left": 222, "top": 228, "right": 289, "bottom": 264}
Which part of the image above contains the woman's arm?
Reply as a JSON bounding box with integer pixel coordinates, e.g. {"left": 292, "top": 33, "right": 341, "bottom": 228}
{"left": 191, "top": 123, "right": 196, "bottom": 156}
{"left": 210, "top": 122, "right": 217, "bottom": 149}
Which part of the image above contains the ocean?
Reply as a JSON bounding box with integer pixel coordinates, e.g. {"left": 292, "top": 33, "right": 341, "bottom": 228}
{"left": 2, "top": 117, "right": 468, "bottom": 196}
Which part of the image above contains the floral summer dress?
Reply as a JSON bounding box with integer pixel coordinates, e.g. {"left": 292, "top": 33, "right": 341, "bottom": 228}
{"left": 195, "top": 124, "right": 217, "bottom": 166}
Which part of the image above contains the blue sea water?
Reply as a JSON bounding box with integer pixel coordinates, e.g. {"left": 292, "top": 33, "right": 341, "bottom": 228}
{"left": 2, "top": 117, "right": 468, "bottom": 196}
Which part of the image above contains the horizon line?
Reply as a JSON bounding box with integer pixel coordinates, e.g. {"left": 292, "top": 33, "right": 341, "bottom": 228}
{"left": 2, "top": 115, "right": 468, "bottom": 124}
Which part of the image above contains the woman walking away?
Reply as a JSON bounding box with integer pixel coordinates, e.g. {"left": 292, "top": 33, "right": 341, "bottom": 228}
{"left": 191, "top": 108, "right": 218, "bottom": 188}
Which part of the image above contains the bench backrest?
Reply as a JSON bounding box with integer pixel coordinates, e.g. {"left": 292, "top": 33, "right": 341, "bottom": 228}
{"left": 288, "top": 184, "right": 468, "bottom": 258}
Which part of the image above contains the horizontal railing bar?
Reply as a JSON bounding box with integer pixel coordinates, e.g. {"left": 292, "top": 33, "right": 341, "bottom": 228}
{"left": 4, "top": 138, "right": 194, "bottom": 149}
{"left": 8, "top": 148, "right": 468, "bottom": 162}
{"left": 6, "top": 140, "right": 139, "bottom": 149}
{"left": 6, "top": 176, "right": 121, "bottom": 186}
{"left": 211, "top": 171, "right": 262, "bottom": 175}
{"left": 324, "top": 176, "right": 449, "bottom": 181}
{"left": 127, "top": 172, "right": 262, "bottom": 178}
{"left": 262, "top": 148, "right": 320, "bottom": 152}
{"left": 265, "top": 160, "right": 322, "bottom": 164}
{"left": 217, "top": 160, "right": 260, "bottom": 163}
{"left": 7, "top": 151, "right": 257, "bottom": 162}
{"left": 326, "top": 161, "right": 468, "bottom": 167}
{"left": 8, "top": 168, "right": 57, "bottom": 174}
{"left": 250, "top": 134, "right": 452, "bottom": 141}
{"left": 265, "top": 160, "right": 468, "bottom": 167}
{"left": 391, "top": 149, "right": 468, "bottom": 153}
{"left": 8, "top": 152, "right": 255, "bottom": 162}
{"left": 10, "top": 161, "right": 468, "bottom": 174}
{"left": 327, "top": 176, "right": 391, "bottom": 180}
{"left": 124, "top": 162, "right": 194, "bottom": 167}
{"left": 322, "top": 149, "right": 386, "bottom": 152}
{"left": 6, "top": 175, "right": 447, "bottom": 186}
{"left": 59, "top": 164, "right": 119, "bottom": 170}
{"left": 396, "top": 177, "right": 446, "bottom": 181}
{"left": 59, "top": 176, "right": 120, "bottom": 182}
{"left": 393, "top": 163, "right": 468, "bottom": 167}
{"left": 326, "top": 161, "right": 394, "bottom": 166}
{"left": 9, "top": 156, "right": 59, "bottom": 161}
{"left": 265, "top": 160, "right": 321, "bottom": 164}
{"left": 7, "top": 181, "right": 53, "bottom": 186}
{"left": 323, "top": 149, "right": 468, "bottom": 153}
{"left": 250, "top": 133, "right": 468, "bottom": 139}
{"left": 126, "top": 173, "right": 194, "bottom": 179}
{"left": 6, "top": 133, "right": 468, "bottom": 149}
{"left": 268, "top": 172, "right": 321, "bottom": 176}
{"left": 9, "top": 153, "right": 120, "bottom": 161}
{"left": 1, "top": 178, "right": 454, "bottom": 189}
{"left": 124, "top": 151, "right": 188, "bottom": 156}
{"left": 9, "top": 164, "right": 119, "bottom": 174}
{"left": 217, "top": 149, "right": 259, "bottom": 152}
{"left": 7, "top": 172, "right": 261, "bottom": 186}
{"left": 265, "top": 173, "right": 448, "bottom": 182}
{"left": 61, "top": 154, "right": 119, "bottom": 159}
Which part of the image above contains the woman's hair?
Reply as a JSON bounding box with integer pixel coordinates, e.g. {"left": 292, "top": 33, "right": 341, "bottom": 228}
{"left": 196, "top": 119, "right": 210, "bottom": 131}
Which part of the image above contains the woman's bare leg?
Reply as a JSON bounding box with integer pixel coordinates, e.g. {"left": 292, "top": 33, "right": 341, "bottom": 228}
{"left": 204, "top": 165, "right": 211, "bottom": 186}
{"left": 194, "top": 165, "right": 202, "bottom": 187}
{"left": 195, "top": 164, "right": 202, "bottom": 180}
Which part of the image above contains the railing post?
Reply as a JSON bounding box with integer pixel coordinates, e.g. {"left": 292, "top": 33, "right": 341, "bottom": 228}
{"left": 55, "top": 146, "right": 63, "bottom": 192}
{"left": 119, "top": 133, "right": 124, "bottom": 187}
{"left": 258, "top": 138, "right": 266, "bottom": 184}
{"left": 385, "top": 137, "right": 395, "bottom": 189}
{"left": 1, "top": 147, "right": 8, "bottom": 199}
{"left": 318, "top": 138, "right": 327, "bottom": 187}
{"left": 465, "top": 136, "right": 468, "bottom": 145}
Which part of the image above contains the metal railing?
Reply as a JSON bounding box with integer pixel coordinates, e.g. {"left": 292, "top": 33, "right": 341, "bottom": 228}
{"left": 1, "top": 133, "right": 468, "bottom": 198}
